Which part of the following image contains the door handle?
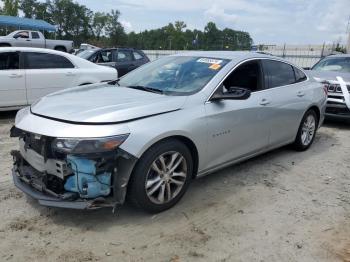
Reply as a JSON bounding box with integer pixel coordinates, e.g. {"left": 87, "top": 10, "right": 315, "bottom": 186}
{"left": 297, "top": 91, "right": 305, "bottom": 97}
{"left": 260, "top": 99, "right": 270, "bottom": 106}
{"left": 8, "top": 73, "right": 23, "bottom": 78}
{"left": 66, "top": 72, "right": 76, "bottom": 76}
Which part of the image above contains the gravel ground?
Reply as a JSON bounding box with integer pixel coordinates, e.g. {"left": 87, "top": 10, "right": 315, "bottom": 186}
{"left": 0, "top": 110, "right": 349, "bottom": 262}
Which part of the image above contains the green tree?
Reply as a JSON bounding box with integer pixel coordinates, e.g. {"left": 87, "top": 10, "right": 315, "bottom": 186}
{"left": 105, "top": 9, "right": 126, "bottom": 46}
{"left": 19, "top": 0, "right": 36, "bottom": 18}
{"left": 2, "top": 0, "right": 19, "bottom": 16}
{"left": 93, "top": 12, "right": 109, "bottom": 40}
{"left": 204, "top": 22, "right": 221, "bottom": 49}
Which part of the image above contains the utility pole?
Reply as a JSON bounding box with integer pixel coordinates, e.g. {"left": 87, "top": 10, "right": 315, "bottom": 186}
{"left": 346, "top": 15, "right": 350, "bottom": 54}
{"left": 168, "top": 36, "right": 172, "bottom": 50}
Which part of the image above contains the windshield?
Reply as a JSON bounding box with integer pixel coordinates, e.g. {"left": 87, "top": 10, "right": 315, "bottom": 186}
{"left": 312, "top": 57, "right": 350, "bottom": 73}
{"left": 77, "top": 50, "right": 98, "bottom": 59}
{"left": 118, "top": 56, "right": 229, "bottom": 95}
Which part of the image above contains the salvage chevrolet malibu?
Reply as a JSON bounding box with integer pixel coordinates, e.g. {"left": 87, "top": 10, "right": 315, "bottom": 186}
{"left": 11, "top": 52, "right": 327, "bottom": 213}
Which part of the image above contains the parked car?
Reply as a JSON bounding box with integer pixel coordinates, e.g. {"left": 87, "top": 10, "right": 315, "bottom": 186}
{"left": 0, "top": 47, "right": 117, "bottom": 111}
{"left": 11, "top": 52, "right": 326, "bottom": 213}
{"left": 0, "top": 30, "right": 74, "bottom": 52}
{"left": 306, "top": 54, "right": 350, "bottom": 119}
{"left": 77, "top": 47, "right": 150, "bottom": 76}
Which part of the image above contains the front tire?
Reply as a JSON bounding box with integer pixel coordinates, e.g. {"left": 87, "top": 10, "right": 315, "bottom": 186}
{"left": 293, "top": 109, "right": 318, "bottom": 151}
{"left": 128, "top": 139, "right": 193, "bottom": 213}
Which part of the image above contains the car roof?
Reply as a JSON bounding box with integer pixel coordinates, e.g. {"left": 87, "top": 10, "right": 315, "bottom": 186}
{"left": 323, "top": 54, "right": 350, "bottom": 58}
{"left": 0, "top": 47, "right": 69, "bottom": 55}
{"left": 0, "top": 47, "right": 107, "bottom": 69}
{"left": 97, "top": 47, "right": 140, "bottom": 51}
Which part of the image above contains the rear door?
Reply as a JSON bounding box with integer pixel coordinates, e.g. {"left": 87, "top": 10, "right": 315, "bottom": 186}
{"left": 115, "top": 49, "right": 135, "bottom": 76}
{"left": 30, "top": 32, "right": 45, "bottom": 48}
{"left": 0, "top": 52, "right": 26, "bottom": 108}
{"left": 23, "top": 52, "right": 78, "bottom": 104}
{"left": 261, "top": 59, "right": 309, "bottom": 147}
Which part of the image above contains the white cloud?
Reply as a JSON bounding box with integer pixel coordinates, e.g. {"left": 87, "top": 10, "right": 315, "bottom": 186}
{"left": 204, "top": 5, "right": 238, "bottom": 26}
{"left": 120, "top": 20, "right": 133, "bottom": 32}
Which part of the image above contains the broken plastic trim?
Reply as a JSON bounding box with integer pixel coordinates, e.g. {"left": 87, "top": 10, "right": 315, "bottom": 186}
{"left": 11, "top": 141, "right": 138, "bottom": 209}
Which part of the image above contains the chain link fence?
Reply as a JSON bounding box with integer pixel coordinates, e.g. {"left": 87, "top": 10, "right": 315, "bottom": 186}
{"left": 144, "top": 44, "right": 340, "bottom": 68}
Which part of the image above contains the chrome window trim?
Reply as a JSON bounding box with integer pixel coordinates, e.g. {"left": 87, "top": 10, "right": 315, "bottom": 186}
{"left": 206, "top": 57, "right": 310, "bottom": 102}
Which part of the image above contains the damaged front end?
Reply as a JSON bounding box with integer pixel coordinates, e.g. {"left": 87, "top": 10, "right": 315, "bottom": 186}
{"left": 10, "top": 127, "right": 137, "bottom": 210}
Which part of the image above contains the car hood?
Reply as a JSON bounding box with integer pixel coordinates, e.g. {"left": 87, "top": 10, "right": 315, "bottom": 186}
{"left": 0, "top": 36, "right": 12, "bottom": 40}
{"left": 307, "top": 70, "right": 350, "bottom": 83}
{"left": 30, "top": 84, "right": 187, "bottom": 124}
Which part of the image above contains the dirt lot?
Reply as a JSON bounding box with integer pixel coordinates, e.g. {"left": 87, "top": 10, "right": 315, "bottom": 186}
{"left": 0, "top": 111, "right": 349, "bottom": 262}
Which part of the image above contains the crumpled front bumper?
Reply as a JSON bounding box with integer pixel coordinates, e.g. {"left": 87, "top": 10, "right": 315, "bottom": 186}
{"left": 11, "top": 145, "right": 138, "bottom": 210}
{"left": 12, "top": 169, "right": 97, "bottom": 209}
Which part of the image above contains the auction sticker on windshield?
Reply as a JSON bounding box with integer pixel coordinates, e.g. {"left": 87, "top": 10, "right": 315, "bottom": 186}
{"left": 209, "top": 64, "right": 221, "bottom": 70}
{"left": 197, "top": 58, "right": 223, "bottom": 64}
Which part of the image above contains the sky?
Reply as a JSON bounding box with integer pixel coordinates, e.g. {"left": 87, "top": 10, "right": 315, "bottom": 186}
{"left": 2, "top": 0, "right": 349, "bottom": 45}
{"left": 74, "top": 0, "right": 350, "bottom": 45}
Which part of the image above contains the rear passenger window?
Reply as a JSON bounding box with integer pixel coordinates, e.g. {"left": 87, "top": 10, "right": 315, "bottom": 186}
{"left": 31, "top": 32, "right": 40, "bottom": 39}
{"left": 117, "top": 50, "right": 133, "bottom": 62}
{"left": 24, "top": 52, "right": 74, "bottom": 69}
{"left": 133, "top": 51, "right": 143, "bottom": 60}
{"left": 294, "top": 67, "right": 307, "bottom": 82}
{"left": 0, "top": 52, "right": 19, "bottom": 70}
{"left": 263, "top": 60, "right": 296, "bottom": 88}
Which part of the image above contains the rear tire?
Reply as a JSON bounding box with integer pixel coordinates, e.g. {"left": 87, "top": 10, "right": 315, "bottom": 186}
{"left": 128, "top": 139, "right": 193, "bottom": 213}
{"left": 293, "top": 109, "right": 318, "bottom": 151}
{"left": 0, "top": 44, "right": 11, "bottom": 47}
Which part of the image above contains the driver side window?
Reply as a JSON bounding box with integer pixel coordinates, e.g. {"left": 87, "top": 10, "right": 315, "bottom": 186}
{"left": 223, "top": 60, "right": 263, "bottom": 93}
{"left": 14, "top": 31, "right": 29, "bottom": 39}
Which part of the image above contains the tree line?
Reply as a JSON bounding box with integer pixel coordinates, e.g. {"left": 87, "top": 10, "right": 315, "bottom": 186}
{"left": 0, "top": 0, "right": 253, "bottom": 50}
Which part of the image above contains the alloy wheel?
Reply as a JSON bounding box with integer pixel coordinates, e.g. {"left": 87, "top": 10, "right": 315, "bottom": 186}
{"left": 301, "top": 114, "right": 316, "bottom": 146}
{"left": 145, "top": 151, "right": 188, "bottom": 204}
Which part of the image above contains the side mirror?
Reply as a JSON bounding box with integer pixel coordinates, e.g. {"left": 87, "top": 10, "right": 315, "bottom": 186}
{"left": 13, "top": 35, "right": 19, "bottom": 39}
{"left": 211, "top": 86, "right": 251, "bottom": 101}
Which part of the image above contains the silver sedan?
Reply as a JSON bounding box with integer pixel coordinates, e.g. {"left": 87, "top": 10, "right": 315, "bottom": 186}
{"left": 11, "top": 52, "right": 327, "bottom": 213}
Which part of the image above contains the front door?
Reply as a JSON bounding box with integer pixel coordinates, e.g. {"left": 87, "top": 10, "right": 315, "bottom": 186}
{"left": 204, "top": 59, "right": 270, "bottom": 170}
{"left": 13, "top": 31, "right": 32, "bottom": 47}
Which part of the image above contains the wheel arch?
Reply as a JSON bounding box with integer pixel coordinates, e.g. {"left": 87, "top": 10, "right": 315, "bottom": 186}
{"left": 54, "top": 45, "right": 67, "bottom": 52}
{"left": 136, "top": 135, "right": 199, "bottom": 178}
{"left": 306, "top": 105, "right": 321, "bottom": 125}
